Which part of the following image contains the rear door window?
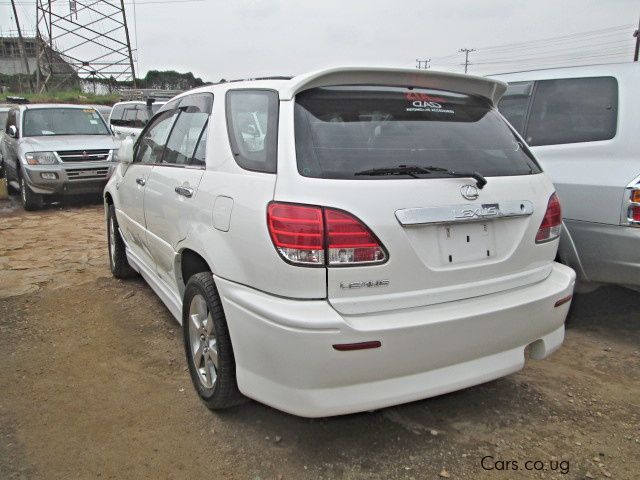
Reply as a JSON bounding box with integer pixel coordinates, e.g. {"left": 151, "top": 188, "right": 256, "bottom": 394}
{"left": 525, "top": 76, "right": 618, "bottom": 146}
{"left": 294, "top": 86, "right": 540, "bottom": 179}
{"left": 161, "top": 93, "right": 212, "bottom": 167}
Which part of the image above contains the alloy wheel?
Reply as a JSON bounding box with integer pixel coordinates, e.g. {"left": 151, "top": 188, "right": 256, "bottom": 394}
{"left": 188, "top": 294, "right": 218, "bottom": 389}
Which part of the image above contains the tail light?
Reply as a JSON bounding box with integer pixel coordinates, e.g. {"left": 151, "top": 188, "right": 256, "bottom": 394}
{"left": 536, "top": 193, "right": 562, "bottom": 243}
{"left": 623, "top": 185, "right": 640, "bottom": 226}
{"left": 267, "top": 202, "right": 387, "bottom": 267}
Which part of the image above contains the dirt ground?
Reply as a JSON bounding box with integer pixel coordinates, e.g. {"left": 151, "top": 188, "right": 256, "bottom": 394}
{"left": 0, "top": 198, "right": 638, "bottom": 480}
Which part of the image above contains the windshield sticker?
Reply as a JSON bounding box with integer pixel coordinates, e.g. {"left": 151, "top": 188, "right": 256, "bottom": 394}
{"left": 404, "top": 92, "right": 454, "bottom": 114}
{"left": 89, "top": 119, "right": 98, "bottom": 125}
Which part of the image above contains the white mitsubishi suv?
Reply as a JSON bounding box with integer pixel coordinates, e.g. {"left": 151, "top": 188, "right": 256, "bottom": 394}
{"left": 104, "top": 67, "right": 576, "bottom": 417}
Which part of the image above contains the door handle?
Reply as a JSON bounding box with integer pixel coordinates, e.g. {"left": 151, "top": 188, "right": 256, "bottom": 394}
{"left": 175, "top": 186, "right": 194, "bottom": 198}
{"left": 136, "top": 177, "right": 146, "bottom": 186}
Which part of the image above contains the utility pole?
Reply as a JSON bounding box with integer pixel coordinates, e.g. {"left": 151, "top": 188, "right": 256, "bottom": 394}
{"left": 459, "top": 48, "right": 476, "bottom": 74}
{"left": 634, "top": 16, "right": 639, "bottom": 62}
{"left": 416, "top": 59, "right": 431, "bottom": 70}
{"left": 10, "top": 0, "right": 34, "bottom": 92}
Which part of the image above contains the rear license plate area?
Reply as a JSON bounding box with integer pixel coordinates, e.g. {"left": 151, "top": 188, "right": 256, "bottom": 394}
{"left": 438, "top": 222, "right": 496, "bottom": 264}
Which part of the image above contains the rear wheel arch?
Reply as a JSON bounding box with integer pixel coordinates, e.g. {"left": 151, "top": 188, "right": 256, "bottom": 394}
{"left": 178, "top": 248, "right": 213, "bottom": 294}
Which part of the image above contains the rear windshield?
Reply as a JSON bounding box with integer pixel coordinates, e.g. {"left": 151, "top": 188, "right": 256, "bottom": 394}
{"left": 294, "top": 86, "right": 541, "bottom": 179}
{"left": 23, "top": 108, "right": 110, "bottom": 137}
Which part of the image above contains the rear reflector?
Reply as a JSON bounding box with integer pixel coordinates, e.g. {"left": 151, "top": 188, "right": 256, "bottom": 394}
{"left": 554, "top": 294, "right": 573, "bottom": 308}
{"left": 536, "top": 193, "right": 562, "bottom": 243}
{"left": 333, "top": 341, "right": 382, "bottom": 351}
{"left": 267, "top": 202, "right": 387, "bottom": 267}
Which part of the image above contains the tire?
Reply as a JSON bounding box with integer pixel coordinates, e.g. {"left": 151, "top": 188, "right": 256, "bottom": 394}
{"left": 107, "top": 204, "right": 136, "bottom": 278}
{"left": 20, "top": 175, "right": 42, "bottom": 211}
{"left": 183, "top": 272, "right": 245, "bottom": 410}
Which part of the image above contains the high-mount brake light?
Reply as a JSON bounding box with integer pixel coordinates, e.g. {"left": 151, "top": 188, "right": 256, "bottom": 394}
{"left": 267, "top": 202, "right": 387, "bottom": 267}
{"left": 535, "top": 193, "right": 562, "bottom": 243}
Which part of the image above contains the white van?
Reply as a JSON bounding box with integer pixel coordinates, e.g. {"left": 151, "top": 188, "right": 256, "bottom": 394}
{"left": 108, "top": 100, "right": 165, "bottom": 140}
{"left": 105, "top": 67, "right": 575, "bottom": 417}
{"left": 494, "top": 63, "right": 640, "bottom": 290}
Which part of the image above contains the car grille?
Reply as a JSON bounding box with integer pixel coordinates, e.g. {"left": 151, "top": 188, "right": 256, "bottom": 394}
{"left": 65, "top": 167, "right": 110, "bottom": 180}
{"left": 57, "top": 149, "right": 110, "bottom": 162}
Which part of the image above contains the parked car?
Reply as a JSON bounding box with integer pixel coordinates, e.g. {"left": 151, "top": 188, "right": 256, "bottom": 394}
{"left": 494, "top": 63, "right": 639, "bottom": 291}
{"left": 108, "top": 100, "right": 165, "bottom": 140}
{"left": 0, "top": 104, "right": 10, "bottom": 178}
{"left": 104, "top": 67, "right": 576, "bottom": 417}
{"left": 2, "top": 104, "right": 120, "bottom": 210}
{"left": 92, "top": 104, "right": 113, "bottom": 123}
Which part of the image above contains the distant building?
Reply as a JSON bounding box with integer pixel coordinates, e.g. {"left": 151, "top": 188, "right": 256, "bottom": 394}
{"left": 0, "top": 35, "right": 78, "bottom": 89}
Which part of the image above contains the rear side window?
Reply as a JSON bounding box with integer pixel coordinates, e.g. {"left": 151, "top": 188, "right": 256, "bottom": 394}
{"left": 295, "top": 86, "right": 540, "bottom": 179}
{"left": 226, "top": 90, "right": 278, "bottom": 173}
{"left": 498, "top": 81, "right": 534, "bottom": 135}
{"left": 525, "top": 77, "right": 618, "bottom": 146}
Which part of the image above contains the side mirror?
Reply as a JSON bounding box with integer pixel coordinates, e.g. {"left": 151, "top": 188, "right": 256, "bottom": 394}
{"left": 118, "top": 136, "right": 135, "bottom": 164}
{"left": 8, "top": 125, "right": 18, "bottom": 138}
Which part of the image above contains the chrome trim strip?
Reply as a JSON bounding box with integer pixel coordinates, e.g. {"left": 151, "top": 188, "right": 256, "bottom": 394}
{"left": 395, "top": 200, "right": 534, "bottom": 226}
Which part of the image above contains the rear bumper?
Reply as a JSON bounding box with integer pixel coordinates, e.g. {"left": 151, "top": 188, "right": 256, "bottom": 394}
{"left": 23, "top": 163, "right": 115, "bottom": 196}
{"left": 565, "top": 219, "right": 640, "bottom": 287}
{"left": 216, "top": 262, "right": 575, "bottom": 417}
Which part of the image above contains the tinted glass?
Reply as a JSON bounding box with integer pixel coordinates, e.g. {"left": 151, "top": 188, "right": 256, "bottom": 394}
{"left": 0, "top": 111, "right": 8, "bottom": 130}
{"left": 226, "top": 90, "right": 278, "bottom": 173}
{"left": 7, "top": 110, "right": 17, "bottom": 132}
{"left": 192, "top": 124, "right": 208, "bottom": 166}
{"left": 135, "top": 110, "right": 178, "bottom": 164}
{"left": 109, "top": 103, "right": 125, "bottom": 121}
{"left": 295, "top": 86, "right": 540, "bottom": 179}
{"left": 112, "top": 105, "right": 149, "bottom": 128}
{"left": 498, "top": 81, "right": 533, "bottom": 135}
{"left": 163, "top": 108, "right": 209, "bottom": 165}
{"left": 23, "top": 108, "right": 110, "bottom": 136}
{"left": 526, "top": 77, "right": 618, "bottom": 146}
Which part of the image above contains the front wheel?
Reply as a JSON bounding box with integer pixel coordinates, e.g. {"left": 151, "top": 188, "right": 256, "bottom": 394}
{"left": 20, "top": 175, "right": 42, "bottom": 211}
{"left": 183, "top": 272, "right": 245, "bottom": 410}
{"left": 107, "top": 204, "right": 136, "bottom": 278}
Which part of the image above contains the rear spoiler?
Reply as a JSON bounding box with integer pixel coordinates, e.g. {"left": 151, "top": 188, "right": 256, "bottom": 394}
{"left": 280, "top": 66, "right": 507, "bottom": 105}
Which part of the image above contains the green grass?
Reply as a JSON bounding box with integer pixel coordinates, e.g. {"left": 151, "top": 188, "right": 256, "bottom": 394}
{"left": 4, "top": 90, "right": 119, "bottom": 106}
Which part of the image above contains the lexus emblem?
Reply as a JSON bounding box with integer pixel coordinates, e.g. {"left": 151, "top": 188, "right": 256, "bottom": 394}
{"left": 460, "top": 184, "right": 479, "bottom": 201}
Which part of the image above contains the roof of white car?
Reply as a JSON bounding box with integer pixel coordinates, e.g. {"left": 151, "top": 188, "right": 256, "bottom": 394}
{"left": 174, "top": 66, "right": 509, "bottom": 105}
{"left": 113, "top": 100, "right": 167, "bottom": 106}
{"left": 18, "top": 103, "right": 103, "bottom": 110}
{"left": 489, "top": 61, "right": 639, "bottom": 82}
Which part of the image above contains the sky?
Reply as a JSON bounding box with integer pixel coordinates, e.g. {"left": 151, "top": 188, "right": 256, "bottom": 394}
{"left": 1, "top": 0, "right": 638, "bottom": 82}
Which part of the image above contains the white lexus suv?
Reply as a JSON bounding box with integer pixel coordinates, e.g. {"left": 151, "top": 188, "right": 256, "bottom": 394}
{"left": 104, "top": 67, "right": 576, "bottom": 417}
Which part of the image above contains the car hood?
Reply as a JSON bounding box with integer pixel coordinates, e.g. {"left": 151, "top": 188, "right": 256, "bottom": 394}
{"left": 20, "top": 135, "right": 120, "bottom": 153}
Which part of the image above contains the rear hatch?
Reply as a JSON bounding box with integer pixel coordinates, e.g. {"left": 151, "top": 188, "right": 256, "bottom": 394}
{"left": 273, "top": 78, "right": 559, "bottom": 315}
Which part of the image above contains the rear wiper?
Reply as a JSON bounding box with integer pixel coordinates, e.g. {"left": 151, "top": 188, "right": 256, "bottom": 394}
{"left": 354, "top": 165, "right": 487, "bottom": 189}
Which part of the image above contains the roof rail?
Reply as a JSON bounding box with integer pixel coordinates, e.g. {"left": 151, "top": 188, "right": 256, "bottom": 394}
{"left": 215, "top": 76, "right": 293, "bottom": 85}
{"left": 117, "top": 88, "right": 183, "bottom": 102}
